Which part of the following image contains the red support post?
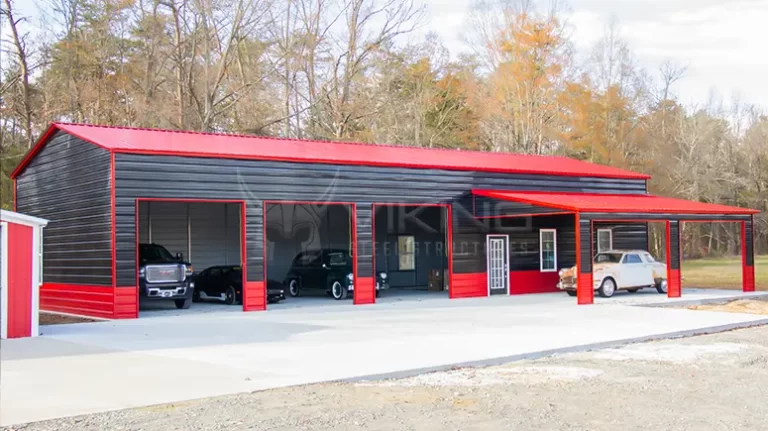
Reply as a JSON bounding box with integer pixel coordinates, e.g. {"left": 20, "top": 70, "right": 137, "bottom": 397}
{"left": 742, "top": 219, "right": 756, "bottom": 292}
{"left": 666, "top": 220, "right": 682, "bottom": 298}
{"left": 575, "top": 213, "right": 593, "bottom": 305}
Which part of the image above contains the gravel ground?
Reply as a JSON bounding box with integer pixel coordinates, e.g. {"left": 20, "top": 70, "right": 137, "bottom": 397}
{"left": 6, "top": 325, "right": 768, "bottom": 431}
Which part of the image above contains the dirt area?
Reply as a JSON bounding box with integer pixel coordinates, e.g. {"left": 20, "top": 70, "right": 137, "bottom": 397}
{"left": 8, "top": 325, "right": 768, "bottom": 431}
{"left": 688, "top": 298, "right": 768, "bottom": 315}
{"left": 38, "top": 313, "right": 97, "bottom": 326}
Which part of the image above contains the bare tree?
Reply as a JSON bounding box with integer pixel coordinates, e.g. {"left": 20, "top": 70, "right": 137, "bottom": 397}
{"left": 2, "top": 0, "right": 34, "bottom": 148}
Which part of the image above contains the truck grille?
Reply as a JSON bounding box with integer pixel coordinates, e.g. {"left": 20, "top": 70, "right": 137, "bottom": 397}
{"left": 146, "top": 265, "right": 183, "bottom": 283}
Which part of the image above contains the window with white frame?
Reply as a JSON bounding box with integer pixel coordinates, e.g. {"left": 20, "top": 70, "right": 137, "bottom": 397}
{"left": 597, "top": 229, "right": 613, "bottom": 253}
{"left": 398, "top": 235, "right": 415, "bottom": 270}
{"left": 539, "top": 229, "right": 557, "bottom": 272}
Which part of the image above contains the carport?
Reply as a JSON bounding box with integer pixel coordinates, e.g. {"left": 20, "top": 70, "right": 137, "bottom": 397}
{"left": 472, "top": 190, "right": 759, "bottom": 304}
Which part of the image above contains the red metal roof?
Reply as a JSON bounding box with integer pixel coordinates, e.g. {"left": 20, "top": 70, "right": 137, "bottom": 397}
{"left": 473, "top": 190, "right": 759, "bottom": 215}
{"left": 11, "top": 123, "right": 651, "bottom": 179}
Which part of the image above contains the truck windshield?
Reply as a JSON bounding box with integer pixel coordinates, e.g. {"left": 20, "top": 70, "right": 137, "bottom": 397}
{"left": 594, "top": 253, "right": 623, "bottom": 264}
{"left": 140, "top": 244, "right": 175, "bottom": 261}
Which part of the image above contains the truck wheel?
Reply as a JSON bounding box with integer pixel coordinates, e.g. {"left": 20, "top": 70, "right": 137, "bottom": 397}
{"left": 175, "top": 299, "right": 191, "bottom": 309}
{"left": 224, "top": 286, "right": 237, "bottom": 305}
{"left": 192, "top": 290, "right": 201, "bottom": 303}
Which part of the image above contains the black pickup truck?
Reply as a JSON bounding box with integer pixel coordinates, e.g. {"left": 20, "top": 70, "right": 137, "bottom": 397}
{"left": 138, "top": 243, "right": 195, "bottom": 309}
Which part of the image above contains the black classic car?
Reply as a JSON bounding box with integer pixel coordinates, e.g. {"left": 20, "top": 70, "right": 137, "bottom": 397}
{"left": 284, "top": 249, "right": 389, "bottom": 300}
{"left": 193, "top": 265, "right": 285, "bottom": 305}
{"left": 138, "top": 243, "right": 194, "bottom": 309}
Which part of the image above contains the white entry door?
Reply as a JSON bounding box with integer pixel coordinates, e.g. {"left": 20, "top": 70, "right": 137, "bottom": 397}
{"left": 487, "top": 235, "right": 509, "bottom": 295}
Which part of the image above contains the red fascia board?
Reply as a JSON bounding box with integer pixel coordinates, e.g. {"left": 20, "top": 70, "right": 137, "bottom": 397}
{"left": 472, "top": 189, "right": 760, "bottom": 216}
{"left": 13, "top": 122, "right": 651, "bottom": 180}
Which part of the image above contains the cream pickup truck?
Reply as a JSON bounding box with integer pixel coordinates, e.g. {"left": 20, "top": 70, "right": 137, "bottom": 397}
{"left": 557, "top": 250, "right": 668, "bottom": 298}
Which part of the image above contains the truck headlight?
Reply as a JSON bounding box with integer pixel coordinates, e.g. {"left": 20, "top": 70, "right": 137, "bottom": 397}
{"left": 347, "top": 273, "right": 353, "bottom": 281}
{"left": 379, "top": 272, "right": 387, "bottom": 280}
{"left": 185, "top": 265, "right": 193, "bottom": 276}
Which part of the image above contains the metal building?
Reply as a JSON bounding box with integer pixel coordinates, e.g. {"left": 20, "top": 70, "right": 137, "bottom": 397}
{"left": 11, "top": 123, "right": 758, "bottom": 318}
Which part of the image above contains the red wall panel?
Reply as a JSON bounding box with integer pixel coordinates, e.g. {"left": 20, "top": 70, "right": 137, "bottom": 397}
{"left": 743, "top": 265, "right": 756, "bottom": 293}
{"left": 40, "top": 284, "right": 115, "bottom": 319}
{"left": 354, "top": 277, "right": 375, "bottom": 305}
{"left": 114, "top": 287, "right": 138, "bottom": 319}
{"left": 668, "top": 269, "right": 682, "bottom": 298}
{"left": 451, "top": 273, "right": 487, "bottom": 298}
{"left": 509, "top": 270, "right": 560, "bottom": 295}
{"left": 243, "top": 281, "right": 265, "bottom": 311}
{"left": 7, "top": 223, "right": 33, "bottom": 338}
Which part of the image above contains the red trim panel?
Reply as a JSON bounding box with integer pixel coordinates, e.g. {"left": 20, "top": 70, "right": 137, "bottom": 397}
{"left": 509, "top": 270, "right": 560, "bottom": 294}
{"left": 243, "top": 281, "right": 266, "bottom": 311}
{"left": 576, "top": 272, "right": 593, "bottom": 305}
{"left": 12, "top": 123, "right": 650, "bottom": 180}
{"left": 8, "top": 223, "right": 33, "bottom": 338}
{"left": 114, "top": 287, "right": 138, "bottom": 319}
{"left": 354, "top": 277, "right": 375, "bottom": 305}
{"left": 40, "top": 283, "right": 114, "bottom": 319}
{"left": 451, "top": 273, "right": 487, "bottom": 298}
{"left": 668, "top": 269, "right": 682, "bottom": 298}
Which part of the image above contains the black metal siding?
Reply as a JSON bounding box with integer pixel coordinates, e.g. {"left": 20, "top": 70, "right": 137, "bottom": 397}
{"left": 472, "top": 195, "right": 567, "bottom": 217}
{"left": 113, "top": 153, "right": 647, "bottom": 286}
{"left": 15, "top": 132, "right": 112, "bottom": 286}
{"left": 356, "top": 205, "right": 373, "bottom": 277}
{"left": 669, "top": 220, "right": 681, "bottom": 270}
{"left": 746, "top": 218, "right": 755, "bottom": 266}
{"left": 593, "top": 222, "right": 649, "bottom": 251}
{"left": 579, "top": 218, "right": 593, "bottom": 273}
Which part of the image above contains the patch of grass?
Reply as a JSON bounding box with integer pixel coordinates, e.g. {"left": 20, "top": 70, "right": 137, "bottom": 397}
{"left": 682, "top": 255, "right": 768, "bottom": 291}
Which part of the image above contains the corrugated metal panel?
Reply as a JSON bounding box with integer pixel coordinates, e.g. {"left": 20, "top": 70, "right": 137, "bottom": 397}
{"left": 669, "top": 221, "right": 681, "bottom": 270}
{"left": 30, "top": 123, "right": 651, "bottom": 180}
{"left": 745, "top": 218, "right": 754, "bottom": 266}
{"left": 579, "top": 219, "right": 593, "bottom": 274}
{"left": 473, "top": 195, "right": 567, "bottom": 217}
{"left": 146, "top": 201, "right": 189, "bottom": 259}
{"left": 15, "top": 132, "right": 112, "bottom": 286}
{"left": 225, "top": 203, "right": 242, "bottom": 265}
{"left": 592, "top": 222, "right": 648, "bottom": 252}
{"left": 113, "top": 154, "right": 648, "bottom": 285}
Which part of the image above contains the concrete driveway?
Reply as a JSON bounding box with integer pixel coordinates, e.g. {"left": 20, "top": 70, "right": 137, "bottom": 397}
{"left": 2, "top": 289, "right": 767, "bottom": 426}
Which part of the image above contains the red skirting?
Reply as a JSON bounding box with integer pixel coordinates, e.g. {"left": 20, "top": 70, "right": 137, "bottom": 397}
{"left": 509, "top": 270, "right": 559, "bottom": 294}
{"left": 743, "top": 265, "right": 756, "bottom": 292}
{"left": 667, "top": 269, "right": 682, "bottom": 298}
{"left": 243, "top": 281, "right": 266, "bottom": 311}
{"left": 40, "top": 283, "right": 115, "bottom": 319}
{"left": 451, "top": 273, "right": 487, "bottom": 298}
{"left": 114, "top": 287, "right": 138, "bottom": 319}
{"left": 354, "top": 277, "right": 375, "bottom": 304}
{"left": 577, "top": 272, "right": 594, "bottom": 305}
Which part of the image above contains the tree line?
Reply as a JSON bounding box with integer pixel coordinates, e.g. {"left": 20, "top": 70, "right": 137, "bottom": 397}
{"left": 1, "top": 0, "right": 766, "bottom": 257}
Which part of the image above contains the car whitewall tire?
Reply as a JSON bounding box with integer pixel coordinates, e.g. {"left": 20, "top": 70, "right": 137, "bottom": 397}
{"left": 331, "top": 280, "right": 345, "bottom": 300}
{"left": 598, "top": 278, "right": 616, "bottom": 298}
{"left": 656, "top": 279, "right": 668, "bottom": 294}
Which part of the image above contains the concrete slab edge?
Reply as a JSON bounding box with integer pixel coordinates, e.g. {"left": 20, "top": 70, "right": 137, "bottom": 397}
{"left": 637, "top": 292, "right": 768, "bottom": 309}
{"left": 343, "top": 317, "right": 768, "bottom": 383}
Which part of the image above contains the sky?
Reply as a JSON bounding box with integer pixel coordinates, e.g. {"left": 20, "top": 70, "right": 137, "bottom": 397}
{"left": 3, "top": 0, "right": 768, "bottom": 111}
{"left": 421, "top": 0, "right": 768, "bottom": 111}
